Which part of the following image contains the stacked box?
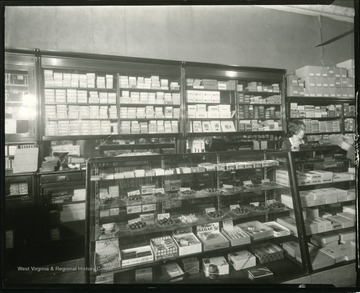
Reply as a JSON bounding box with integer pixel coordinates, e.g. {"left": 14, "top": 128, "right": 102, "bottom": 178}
{"left": 172, "top": 233, "right": 202, "bottom": 256}
{"left": 227, "top": 250, "right": 256, "bottom": 271}
{"left": 250, "top": 243, "right": 284, "bottom": 264}
{"left": 150, "top": 236, "right": 178, "bottom": 260}
{"left": 202, "top": 256, "right": 229, "bottom": 277}
{"left": 182, "top": 257, "right": 199, "bottom": 275}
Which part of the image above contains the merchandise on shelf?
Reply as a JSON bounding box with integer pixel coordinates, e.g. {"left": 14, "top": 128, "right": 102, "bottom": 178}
{"left": 287, "top": 61, "right": 355, "bottom": 98}
{"left": 244, "top": 82, "right": 280, "bottom": 93}
{"left": 135, "top": 268, "right": 153, "bottom": 283}
{"left": 186, "top": 79, "right": 236, "bottom": 91}
{"left": 221, "top": 225, "right": 251, "bottom": 246}
{"left": 290, "top": 103, "right": 342, "bottom": 118}
{"left": 95, "top": 239, "right": 121, "bottom": 271}
{"left": 181, "top": 257, "right": 199, "bottom": 275}
{"left": 196, "top": 223, "right": 230, "bottom": 251}
{"left": 227, "top": 250, "right": 256, "bottom": 271}
{"left": 150, "top": 236, "right": 178, "bottom": 260}
{"left": 121, "top": 245, "right": 154, "bottom": 267}
{"left": 161, "top": 262, "right": 184, "bottom": 282}
{"left": 202, "top": 256, "right": 230, "bottom": 277}
{"left": 247, "top": 267, "right": 274, "bottom": 281}
{"left": 250, "top": 243, "right": 284, "bottom": 264}
{"left": 263, "top": 222, "right": 291, "bottom": 237}
{"left": 238, "top": 119, "right": 282, "bottom": 132}
{"left": 239, "top": 94, "right": 281, "bottom": 104}
{"left": 238, "top": 221, "right": 274, "bottom": 241}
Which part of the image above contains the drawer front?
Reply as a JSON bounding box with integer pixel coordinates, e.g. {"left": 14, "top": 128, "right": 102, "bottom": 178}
{"left": 40, "top": 171, "right": 84, "bottom": 184}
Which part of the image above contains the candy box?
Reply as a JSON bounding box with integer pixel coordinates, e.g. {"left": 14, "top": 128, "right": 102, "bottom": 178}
{"left": 121, "top": 245, "right": 154, "bottom": 267}
{"left": 338, "top": 243, "right": 356, "bottom": 261}
{"left": 249, "top": 243, "right": 284, "bottom": 264}
{"left": 161, "top": 262, "right": 184, "bottom": 282}
{"left": 135, "top": 268, "right": 153, "bottom": 283}
{"left": 150, "top": 236, "right": 178, "bottom": 260}
{"left": 202, "top": 256, "right": 229, "bottom": 277}
{"left": 227, "top": 250, "right": 256, "bottom": 271}
{"left": 264, "top": 221, "right": 291, "bottom": 237}
{"left": 172, "top": 232, "right": 202, "bottom": 256}
{"left": 196, "top": 223, "right": 230, "bottom": 251}
{"left": 309, "top": 249, "right": 336, "bottom": 270}
{"left": 312, "top": 231, "right": 339, "bottom": 246}
{"left": 248, "top": 267, "right": 273, "bottom": 282}
{"left": 95, "top": 239, "right": 121, "bottom": 271}
{"left": 319, "top": 246, "right": 346, "bottom": 263}
{"left": 238, "top": 221, "right": 274, "bottom": 241}
{"left": 329, "top": 215, "right": 354, "bottom": 229}
{"left": 182, "top": 257, "right": 199, "bottom": 275}
{"left": 221, "top": 226, "right": 251, "bottom": 246}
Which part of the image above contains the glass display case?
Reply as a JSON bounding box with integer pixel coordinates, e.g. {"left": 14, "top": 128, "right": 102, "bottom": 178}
{"left": 85, "top": 150, "right": 309, "bottom": 284}
{"left": 5, "top": 52, "right": 38, "bottom": 143}
{"left": 290, "top": 146, "right": 356, "bottom": 273}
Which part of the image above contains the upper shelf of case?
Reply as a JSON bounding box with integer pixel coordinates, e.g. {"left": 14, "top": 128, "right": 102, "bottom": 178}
{"left": 42, "top": 133, "right": 181, "bottom": 141}
{"left": 120, "top": 88, "right": 180, "bottom": 93}
{"left": 44, "top": 87, "right": 116, "bottom": 92}
{"left": 287, "top": 96, "right": 355, "bottom": 103}
{"left": 239, "top": 91, "right": 281, "bottom": 95}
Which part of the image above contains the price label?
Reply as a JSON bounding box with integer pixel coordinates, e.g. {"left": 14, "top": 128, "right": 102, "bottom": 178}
{"left": 157, "top": 213, "right": 170, "bottom": 220}
{"left": 140, "top": 213, "right": 155, "bottom": 222}
{"left": 267, "top": 199, "right": 276, "bottom": 205}
{"left": 196, "top": 222, "right": 219, "bottom": 233}
{"left": 142, "top": 204, "right": 156, "bottom": 212}
{"left": 250, "top": 202, "right": 259, "bottom": 207}
{"left": 223, "top": 220, "right": 234, "bottom": 230}
{"left": 205, "top": 207, "right": 216, "bottom": 214}
{"left": 230, "top": 204, "right": 240, "bottom": 211}
{"left": 127, "top": 190, "right": 140, "bottom": 197}
{"left": 243, "top": 180, "right": 253, "bottom": 187}
{"left": 128, "top": 217, "right": 141, "bottom": 225}
{"left": 261, "top": 179, "right": 271, "bottom": 184}
{"left": 223, "top": 184, "right": 233, "bottom": 189}
{"left": 126, "top": 205, "right": 141, "bottom": 214}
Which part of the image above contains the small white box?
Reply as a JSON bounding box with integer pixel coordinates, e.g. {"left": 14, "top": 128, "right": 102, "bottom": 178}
{"left": 227, "top": 250, "right": 256, "bottom": 271}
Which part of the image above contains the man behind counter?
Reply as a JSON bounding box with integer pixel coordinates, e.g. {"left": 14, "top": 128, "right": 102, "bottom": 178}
{"left": 282, "top": 120, "right": 306, "bottom": 152}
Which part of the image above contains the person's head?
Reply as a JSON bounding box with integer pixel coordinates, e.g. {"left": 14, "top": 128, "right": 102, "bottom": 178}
{"left": 288, "top": 120, "right": 306, "bottom": 139}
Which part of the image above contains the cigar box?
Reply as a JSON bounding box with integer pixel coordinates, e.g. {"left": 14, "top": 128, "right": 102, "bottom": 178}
{"left": 312, "top": 231, "right": 339, "bottom": 246}
{"left": 250, "top": 243, "right": 284, "bottom": 264}
{"left": 276, "top": 217, "right": 298, "bottom": 236}
{"left": 182, "top": 257, "right": 199, "bottom": 275}
{"left": 221, "top": 226, "right": 251, "bottom": 246}
{"left": 339, "top": 230, "right": 355, "bottom": 243}
{"left": 328, "top": 215, "right": 354, "bottom": 229}
{"left": 338, "top": 243, "right": 356, "bottom": 261}
{"left": 196, "top": 223, "right": 230, "bottom": 251}
{"left": 309, "top": 249, "right": 336, "bottom": 270}
{"left": 121, "top": 245, "right": 154, "bottom": 267}
{"left": 172, "top": 232, "right": 202, "bottom": 256}
{"left": 264, "top": 221, "right": 291, "bottom": 237}
{"left": 161, "top": 263, "right": 184, "bottom": 282}
{"left": 238, "top": 221, "right": 274, "bottom": 241}
{"left": 202, "top": 256, "right": 229, "bottom": 277}
{"left": 319, "top": 246, "right": 346, "bottom": 263}
{"left": 248, "top": 267, "right": 273, "bottom": 282}
{"left": 135, "top": 267, "right": 153, "bottom": 283}
{"left": 227, "top": 250, "right": 256, "bottom": 271}
{"left": 150, "top": 236, "right": 178, "bottom": 260}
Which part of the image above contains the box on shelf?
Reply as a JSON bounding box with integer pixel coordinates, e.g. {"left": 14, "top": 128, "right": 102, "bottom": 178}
{"left": 264, "top": 221, "right": 291, "bottom": 237}
{"left": 202, "top": 256, "right": 229, "bottom": 277}
{"left": 95, "top": 239, "right": 121, "bottom": 271}
{"left": 250, "top": 243, "right": 284, "bottom": 264}
{"left": 248, "top": 267, "right": 273, "bottom": 282}
{"left": 172, "top": 232, "right": 202, "bottom": 256}
{"left": 238, "top": 221, "right": 274, "bottom": 241}
{"left": 221, "top": 225, "right": 251, "bottom": 246}
{"left": 150, "top": 236, "right": 178, "bottom": 260}
{"left": 338, "top": 243, "right": 356, "bottom": 261}
{"left": 276, "top": 217, "right": 298, "bottom": 236}
{"left": 227, "top": 250, "right": 256, "bottom": 271}
{"left": 135, "top": 268, "right": 153, "bottom": 283}
{"left": 181, "top": 257, "right": 199, "bottom": 275}
{"left": 196, "top": 223, "right": 230, "bottom": 251}
{"left": 161, "top": 262, "right": 184, "bottom": 282}
{"left": 121, "top": 245, "right": 154, "bottom": 267}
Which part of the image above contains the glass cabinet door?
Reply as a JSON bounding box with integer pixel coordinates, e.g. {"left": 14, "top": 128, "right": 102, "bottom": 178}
{"left": 86, "top": 151, "right": 308, "bottom": 284}
{"left": 5, "top": 53, "right": 37, "bottom": 142}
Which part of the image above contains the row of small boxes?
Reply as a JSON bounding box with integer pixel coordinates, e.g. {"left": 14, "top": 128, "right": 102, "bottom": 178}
{"left": 191, "top": 120, "right": 235, "bottom": 133}
{"left": 238, "top": 120, "right": 282, "bottom": 132}
{"left": 44, "top": 70, "right": 114, "bottom": 89}
{"left": 186, "top": 90, "right": 221, "bottom": 103}
{"left": 45, "top": 120, "right": 117, "bottom": 136}
{"left": 245, "top": 82, "right": 280, "bottom": 93}
{"left": 120, "top": 91, "right": 180, "bottom": 105}
{"left": 306, "top": 134, "right": 331, "bottom": 144}
{"left": 186, "top": 79, "right": 236, "bottom": 91}
{"left": 44, "top": 89, "right": 117, "bottom": 104}
{"left": 239, "top": 94, "right": 282, "bottom": 104}
{"left": 303, "top": 119, "right": 341, "bottom": 133}
{"left": 119, "top": 75, "right": 180, "bottom": 90}
{"left": 290, "top": 104, "right": 342, "bottom": 118}
{"left": 343, "top": 103, "right": 355, "bottom": 117}
{"left": 188, "top": 104, "right": 231, "bottom": 118}
{"left": 120, "top": 106, "right": 180, "bottom": 119}
{"left": 344, "top": 118, "right": 355, "bottom": 132}
{"left": 239, "top": 105, "right": 281, "bottom": 119}
{"left": 45, "top": 105, "right": 117, "bottom": 119}
{"left": 120, "top": 121, "right": 178, "bottom": 134}
{"left": 9, "top": 183, "right": 28, "bottom": 195}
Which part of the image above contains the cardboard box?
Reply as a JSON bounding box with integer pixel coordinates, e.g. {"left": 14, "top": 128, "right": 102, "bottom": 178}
{"left": 319, "top": 246, "right": 346, "bottom": 263}
{"left": 309, "top": 249, "right": 336, "bottom": 270}
{"left": 250, "top": 243, "right": 284, "bottom": 264}
{"left": 95, "top": 239, "right": 121, "bottom": 271}
{"left": 202, "top": 256, "right": 229, "bottom": 277}
{"left": 172, "top": 233, "right": 202, "bottom": 256}
{"left": 221, "top": 226, "right": 251, "bottom": 246}
{"left": 238, "top": 221, "right": 274, "bottom": 241}
{"left": 196, "top": 223, "right": 230, "bottom": 251}
{"left": 182, "top": 257, "right": 199, "bottom": 275}
{"left": 135, "top": 268, "right": 153, "bottom": 282}
{"left": 161, "top": 263, "right": 184, "bottom": 282}
{"left": 264, "top": 221, "right": 291, "bottom": 237}
{"left": 227, "top": 250, "right": 256, "bottom": 271}
{"left": 150, "top": 236, "right": 178, "bottom": 260}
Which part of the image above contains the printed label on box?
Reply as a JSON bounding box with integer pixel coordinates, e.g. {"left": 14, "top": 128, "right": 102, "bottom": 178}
{"left": 127, "top": 205, "right": 142, "bottom": 214}
{"left": 157, "top": 213, "right": 170, "bottom": 220}
{"left": 197, "top": 222, "right": 220, "bottom": 233}
{"left": 128, "top": 190, "right": 141, "bottom": 197}
{"left": 230, "top": 204, "right": 240, "bottom": 211}
{"left": 205, "top": 207, "right": 216, "bottom": 214}
{"left": 142, "top": 204, "right": 156, "bottom": 212}
{"left": 223, "top": 220, "right": 234, "bottom": 230}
